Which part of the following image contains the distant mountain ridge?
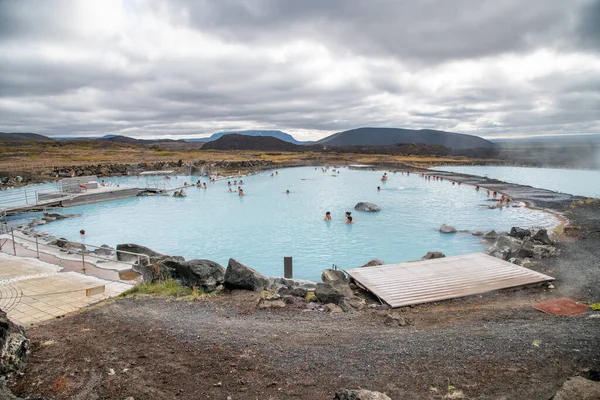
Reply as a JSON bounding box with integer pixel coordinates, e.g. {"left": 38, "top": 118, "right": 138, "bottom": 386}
{"left": 1, "top": 127, "right": 494, "bottom": 150}
{"left": 317, "top": 127, "right": 494, "bottom": 149}
{"left": 0, "top": 132, "right": 55, "bottom": 142}
{"left": 207, "top": 130, "right": 306, "bottom": 145}
{"left": 200, "top": 134, "right": 303, "bottom": 151}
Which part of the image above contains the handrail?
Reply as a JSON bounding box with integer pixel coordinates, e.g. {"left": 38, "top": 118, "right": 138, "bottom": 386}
{"left": 0, "top": 226, "right": 150, "bottom": 279}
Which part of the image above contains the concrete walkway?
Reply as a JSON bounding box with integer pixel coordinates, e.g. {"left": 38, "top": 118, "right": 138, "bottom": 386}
{"left": 0, "top": 253, "right": 132, "bottom": 327}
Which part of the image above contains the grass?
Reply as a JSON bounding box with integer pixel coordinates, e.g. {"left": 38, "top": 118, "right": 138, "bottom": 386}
{"left": 120, "top": 279, "right": 205, "bottom": 299}
{"left": 590, "top": 303, "right": 600, "bottom": 311}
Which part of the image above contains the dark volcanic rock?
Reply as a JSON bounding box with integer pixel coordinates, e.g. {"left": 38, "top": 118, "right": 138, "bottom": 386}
{"left": 552, "top": 376, "right": 600, "bottom": 400}
{"left": 116, "top": 243, "right": 184, "bottom": 265}
{"left": 359, "top": 258, "right": 385, "bottom": 268}
{"left": 531, "top": 227, "right": 553, "bottom": 245}
{"left": 224, "top": 259, "right": 269, "bottom": 291}
{"left": 439, "top": 224, "right": 457, "bottom": 233}
{"left": 0, "top": 310, "right": 29, "bottom": 377}
{"left": 314, "top": 282, "right": 353, "bottom": 304}
{"left": 421, "top": 251, "right": 446, "bottom": 260}
{"left": 483, "top": 230, "right": 499, "bottom": 240}
{"left": 509, "top": 227, "right": 531, "bottom": 239}
{"left": 152, "top": 259, "right": 225, "bottom": 292}
{"left": 321, "top": 269, "right": 348, "bottom": 283}
{"left": 354, "top": 202, "right": 381, "bottom": 212}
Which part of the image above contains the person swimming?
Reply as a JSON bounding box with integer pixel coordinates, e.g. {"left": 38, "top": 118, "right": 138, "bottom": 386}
{"left": 377, "top": 186, "right": 381, "bottom": 191}
{"left": 346, "top": 216, "right": 354, "bottom": 224}
{"left": 324, "top": 211, "right": 332, "bottom": 221}
{"left": 79, "top": 229, "right": 85, "bottom": 236}
{"left": 238, "top": 188, "right": 244, "bottom": 196}
{"left": 286, "top": 189, "right": 290, "bottom": 194}
{"left": 345, "top": 211, "right": 352, "bottom": 219}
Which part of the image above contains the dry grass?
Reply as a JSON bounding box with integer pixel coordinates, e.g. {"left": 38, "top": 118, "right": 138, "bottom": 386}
{"left": 0, "top": 141, "right": 480, "bottom": 176}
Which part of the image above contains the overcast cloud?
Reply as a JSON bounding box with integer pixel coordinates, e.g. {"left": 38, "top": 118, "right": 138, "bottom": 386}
{"left": 0, "top": 0, "right": 599, "bottom": 140}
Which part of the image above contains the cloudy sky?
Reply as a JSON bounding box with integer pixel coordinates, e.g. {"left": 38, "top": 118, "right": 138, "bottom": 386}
{"left": 1, "top": 0, "right": 599, "bottom": 141}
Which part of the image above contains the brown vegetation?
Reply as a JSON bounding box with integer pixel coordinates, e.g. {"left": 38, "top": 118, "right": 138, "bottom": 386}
{"left": 0, "top": 139, "right": 482, "bottom": 184}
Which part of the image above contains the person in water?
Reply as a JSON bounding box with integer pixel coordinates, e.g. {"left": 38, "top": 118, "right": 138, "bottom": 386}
{"left": 286, "top": 189, "right": 290, "bottom": 194}
{"left": 345, "top": 211, "right": 352, "bottom": 219}
{"left": 79, "top": 229, "right": 85, "bottom": 236}
{"left": 377, "top": 186, "right": 381, "bottom": 191}
{"left": 346, "top": 216, "right": 354, "bottom": 224}
{"left": 324, "top": 211, "right": 332, "bottom": 221}
{"left": 238, "top": 188, "right": 244, "bottom": 196}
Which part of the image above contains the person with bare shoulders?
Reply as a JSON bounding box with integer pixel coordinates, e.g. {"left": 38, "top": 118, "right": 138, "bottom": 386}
{"left": 324, "top": 211, "right": 332, "bottom": 221}
{"left": 238, "top": 188, "right": 244, "bottom": 196}
{"left": 346, "top": 216, "right": 354, "bottom": 224}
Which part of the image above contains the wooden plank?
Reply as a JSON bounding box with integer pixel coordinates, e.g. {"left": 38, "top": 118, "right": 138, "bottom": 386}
{"left": 345, "top": 253, "right": 554, "bottom": 308}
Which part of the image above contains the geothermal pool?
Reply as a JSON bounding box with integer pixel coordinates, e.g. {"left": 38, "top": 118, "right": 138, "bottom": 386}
{"left": 28, "top": 166, "right": 556, "bottom": 281}
{"left": 433, "top": 165, "right": 600, "bottom": 198}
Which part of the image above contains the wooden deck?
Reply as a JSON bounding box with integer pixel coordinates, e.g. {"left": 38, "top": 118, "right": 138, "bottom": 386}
{"left": 345, "top": 253, "right": 554, "bottom": 308}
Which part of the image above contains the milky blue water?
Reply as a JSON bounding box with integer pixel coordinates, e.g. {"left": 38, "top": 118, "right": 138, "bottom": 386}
{"left": 12, "top": 166, "right": 556, "bottom": 281}
{"left": 433, "top": 165, "right": 600, "bottom": 198}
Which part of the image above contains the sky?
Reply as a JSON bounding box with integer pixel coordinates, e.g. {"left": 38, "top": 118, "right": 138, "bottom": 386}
{"left": 0, "top": 0, "right": 599, "bottom": 141}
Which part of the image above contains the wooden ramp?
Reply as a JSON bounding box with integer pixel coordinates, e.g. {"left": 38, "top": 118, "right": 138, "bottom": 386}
{"left": 345, "top": 253, "right": 554, "bottom": 308}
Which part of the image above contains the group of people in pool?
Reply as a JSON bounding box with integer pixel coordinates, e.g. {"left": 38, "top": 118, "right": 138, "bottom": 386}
{"left": 415, "top": 173, "right": 514, "bottom": 208}
{"left": 324, "top": 211, "right": 354, "bottom": 224}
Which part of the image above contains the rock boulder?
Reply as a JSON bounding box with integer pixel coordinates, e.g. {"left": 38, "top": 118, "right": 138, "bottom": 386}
{"left": 421, "top": 251, "right": 446, "bottom": 260}
{"left": 224, "top": 259, "right": 269, "bottom": 291}
{"left": 334, "top": 389, "right": 392, "bottom": 400}
{"left": 531, "top": 227, "right": 553, "bottom": 245}
{"left": 151, "top": 259, "right": 225, "bottom": 292}
{"left": 359, "top": 259, "right": 385, "bottom": 268}
{"left": 321, "top": 269, "right": 348, "bottom": 283}
{"left": 116, "top": 243, "right": 184, "bottom": 265}
{"left": 552, "top": 376, "right": 600, "bottom": 400}
{"left": 0, "top": 310, "right": 30, "bottom": 377}
{"left": 482, "top": 230, "right": 499, "bottom": 240}
{"left": 314, "top": 282, "right": 353, "bottom": 304}
{"left": 439, "top": 224, "right": 457, "bottom": 234}
{"left": 509, "top": 227, "right": 531, "bottom": 239}
{"left": 354, "top": 202, "right": 381, "bottom": 212}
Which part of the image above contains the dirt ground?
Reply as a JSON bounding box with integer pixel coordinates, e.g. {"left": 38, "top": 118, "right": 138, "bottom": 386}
{"left": 9, "top": 286, "right": 600, "bottom": 400}
{"left": 6, "top": 166, "right": 600, "bottom": 400}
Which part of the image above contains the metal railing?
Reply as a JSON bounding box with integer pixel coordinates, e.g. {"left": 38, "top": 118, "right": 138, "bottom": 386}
{"left": 0, "top": 183, "right": 64, "bottom": 208}
{"left": 0, "top": 226, "right": 149, "bottom": 279}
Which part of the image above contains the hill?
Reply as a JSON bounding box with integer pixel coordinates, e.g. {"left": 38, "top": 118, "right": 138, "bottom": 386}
{"left": 200, "top": 134, "right": 303, "bottom": 151}
{"left": 98, "top": 135, "right": 180, "bottom": 145}
{"left": 317, "top": 127, "right": 494, "bottom": 149}
{"left": 0, "top": 132, "right": 54, "bottom": 142}
{"left": 207, "top": 130, "right": 305, "bottom": 145}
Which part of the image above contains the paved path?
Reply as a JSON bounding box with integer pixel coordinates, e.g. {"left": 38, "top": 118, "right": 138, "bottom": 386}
{"left": 0, "top": 253, "right": 132, "bottom": 327}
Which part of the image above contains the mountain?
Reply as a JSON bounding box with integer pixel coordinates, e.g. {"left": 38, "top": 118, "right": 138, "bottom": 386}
{"left": 207, "top": 130, "right": 305, "bottom": 145}
{"left": 0, "top": 132, "right": 54, "bottom": 142}
{"left": 317, "top": 127, "right": 494, "bottom": 149}
{"left": 200, "top": 134, "right": 303, "bottom": 151}
{"left": 98, "top": 135, "right": 180, "bottom": 144}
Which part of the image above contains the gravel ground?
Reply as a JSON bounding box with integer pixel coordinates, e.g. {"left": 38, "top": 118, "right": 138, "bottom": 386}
{"left": 8, "top": 170, "right": 600, "bottom": 400}
{"left": 10, "top": 289, "right": 600, "bottom": 400}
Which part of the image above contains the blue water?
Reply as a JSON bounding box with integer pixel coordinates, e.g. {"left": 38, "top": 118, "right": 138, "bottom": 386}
{"left": 10, "top": 167, "right": 556, "bottom": 281}
{"left": 433, "top": 166, "right": 600, "bottom": 198}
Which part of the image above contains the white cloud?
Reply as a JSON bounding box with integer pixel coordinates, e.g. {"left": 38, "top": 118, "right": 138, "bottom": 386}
{"left": 0, "top": 0, "right": 598, "bottom": 141}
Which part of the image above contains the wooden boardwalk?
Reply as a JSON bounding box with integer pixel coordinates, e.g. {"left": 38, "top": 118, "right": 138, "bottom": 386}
{"left": 345, "top": 253, "right": 554, "bottom": 308}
